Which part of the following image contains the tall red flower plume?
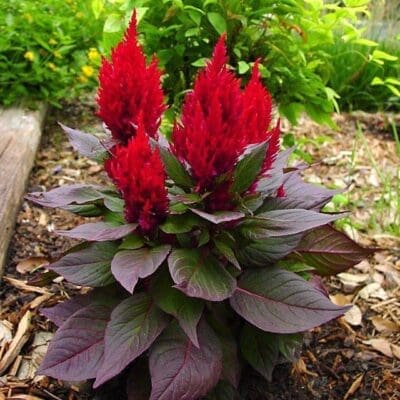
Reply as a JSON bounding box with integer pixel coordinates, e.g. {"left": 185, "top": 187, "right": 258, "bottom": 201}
{"left": 172, "top": 36, "right": 280, "bottom": 203}
{"left": 104, "top": 117, "right": 168, "bottom": 232}
{"left": 97, "top": 12, "right": 165, "bottom": 143}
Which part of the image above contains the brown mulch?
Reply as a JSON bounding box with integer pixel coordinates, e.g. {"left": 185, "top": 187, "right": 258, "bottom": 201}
{"left": 0, "top": 102, "right": 399, "bottom": 400}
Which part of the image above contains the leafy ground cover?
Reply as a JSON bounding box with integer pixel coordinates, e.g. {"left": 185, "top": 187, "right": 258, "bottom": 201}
{"left": 0, "top": 102, "right": 399, "bottom": 399}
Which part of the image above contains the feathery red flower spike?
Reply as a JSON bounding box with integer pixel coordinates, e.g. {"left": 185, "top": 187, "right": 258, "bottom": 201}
{"left": 97, "top": 12, "right": 165, "bottom": 143}
{"left": 104, "top": 116, "right": 168, "bottom": 233}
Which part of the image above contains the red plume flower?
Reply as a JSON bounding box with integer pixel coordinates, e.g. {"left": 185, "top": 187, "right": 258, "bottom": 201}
{"left": 172, "top": 36, "right": 281, "bottom": 207}
{"left": 97, "top": 12, "right": 165, "bottom": 143}
{"left": 104, "top": 118, "right": 168, "bottom": 233}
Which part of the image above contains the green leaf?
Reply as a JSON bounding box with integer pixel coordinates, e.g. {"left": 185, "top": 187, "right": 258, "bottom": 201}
{"left": 371, "top": 49, "right": 398, "bottom": 62}
{"left": 237, "top": 61, "right": 250, "bottom": 74}
{"left": 232, "top": 141, "right": 268, "bottom": 194}
{"left": 48, "top": 242, "right": 118, "bottom": 287}
{"left": 94, "top": 293, "right": 169, "bottom": 388}
{"left": 151, "top": 269, "right": 204, "bottom": 347}
{"left": 160, "top": 213, "right": 201, "bottom": 234}
{"left": 207, "top": 12, "right": 227, "bottom": 35}
{"left": 169, "top": 249, "right": 236, "bottom": 301}
{"left": 214, "top": 237, "right": 240, "bottom": 270}
{"left": 240, "top": 324, "right": 279, "bottom": 381}
{"left": 91, "top": 0, "right": 104, "bottom": 19}
{"left": 119, "top": 234, "right": 144, "bottom": 250}
{"left": 111, "top": 245, "right": 171, "bottom": 293}
{"left": 157, "top": 145, "right": 193, "bottom": 188}
{"left": 104, "top": 14, "right": 123, "bottom": 33}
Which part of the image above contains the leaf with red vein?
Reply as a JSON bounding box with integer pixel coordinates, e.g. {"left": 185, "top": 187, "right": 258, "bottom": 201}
{"left": 230, "top": 267, "right": 349, "bottom": 333}
{"left": 149, "top": 320, "right": 222, "bottom": 400}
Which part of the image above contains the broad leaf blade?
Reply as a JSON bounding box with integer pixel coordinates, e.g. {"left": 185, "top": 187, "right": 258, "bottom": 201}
{"left": 292, "top": 224, "right": 373, "bottom": 276}
{"left": 60, "top": 123, "right": 111, "bottom": 160}
{"left": 48, "top": 242, "right": 118, "bottom": 287}
{"left": 240, "top": 324, "right": 279, "bottom": 381}
{"left": 158, "top": 145, "right": 193, "bottom": 188}
{"left": 236, "top": 234, "right": 302, "bottom": 267}
{"left": 149, "top": 320, "right": 222, "bottom": 400}
{"left": 169, "top": 249, "right": 236, "bottom": 301}
{"left": 26, "top": 184, "right": 104, "bottom": 208}
{"left": 241, "top": 209, "right": 344, "bottom": 239}
{"left": 111, "top": 245, "right": 171, "bottom": 293}
{"left": 190, "top": 208, "right": 244, "bottom": 224}
{"left": 38, "top": 305, "right": 111, "bottom": 380}
{"left": 94, "top": 293, "right": 169, "bottom": 387}
{"left": 230, "top": 267, "right": 350, "bottom": 333}
{"left": 56, "top": 222, "right": 137, "bottom": 241}
{"left": 151, "top": 270, "right": 203, "bottom": 347}
{"left": 232, "top": 141, "right": 268, "bottom": 194}
{"left": 41, "top": 286, "right": 124, "bottom": 327}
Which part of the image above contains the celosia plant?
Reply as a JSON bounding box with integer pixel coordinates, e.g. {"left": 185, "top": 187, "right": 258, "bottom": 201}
{"left": 28, "top": 12, "right": 372, "bottom": 399}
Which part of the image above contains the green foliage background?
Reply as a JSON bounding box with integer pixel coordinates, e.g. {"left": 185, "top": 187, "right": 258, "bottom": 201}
{"left": 0, "top": 0, "right": 103, "bottom": 106}
{"left": 96, "top": 0, "right": 399, "bottom": 125}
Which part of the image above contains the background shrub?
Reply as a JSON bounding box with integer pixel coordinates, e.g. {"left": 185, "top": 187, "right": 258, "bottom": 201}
{"left": 0, "top": 0, "right": 103, "bottom": 106}
{"left": 95, "top": 0, "right": 399, "bottom": 126}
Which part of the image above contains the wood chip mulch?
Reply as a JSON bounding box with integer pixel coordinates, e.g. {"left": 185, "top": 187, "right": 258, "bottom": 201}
{"left": 0, "top": 103, "right": 399, "bottom": 399}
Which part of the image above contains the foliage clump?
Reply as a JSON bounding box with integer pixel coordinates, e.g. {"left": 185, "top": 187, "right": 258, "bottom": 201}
{"left": 28, "top": 13, "right": 372, "bottom": 399}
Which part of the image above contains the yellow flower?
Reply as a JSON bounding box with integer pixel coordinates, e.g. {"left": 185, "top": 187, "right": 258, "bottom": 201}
{"left": 78, "top": 75, "right": 88, "bottom": 83}
{"left": 53, "top": 50, "right": 62, "bottom": 59}
{"left": 81, "top": 65, "right": 94, "bottom": 78}
{"left": 47, "top": 62, "right": 57, "bottom": 71}
{"left": 88, "top": 48, "right": 100, "bottom": 63}
{"left": 24, "top": 13, "right": 33, "bottom": 23}
{"left": 24, "top": 51, "right": 35, "bottom": 62}
{"left": 49, "top": 38, "right": 57, "bottom": 45}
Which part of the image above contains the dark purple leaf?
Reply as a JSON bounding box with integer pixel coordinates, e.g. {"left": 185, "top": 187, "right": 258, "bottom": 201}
{"left": 41, "top": 295, "right": 91, "bottom": 327}
{"left": 26, "top": 184, "right": 104, "bottom": 208}
{"left": 292, "top": 225, "right": 373, "bottom": 276}
{"left": 41, "top": 286, "right": 126, "bottom": 327}
{"left": 255, "top": 148, "right": 293, "bottom": 197}
{"left": 258, "top": 194, "right": 334, "bottom": 212}
{"left": 151, "top": 270, "right": 204, "bottom": 347}
{"left": 219, "top": 332, "right": 241, "bottom": 388}
{"left": 169, "top": 249, "right": 236, "bottom": 301}
{"left": 230, "top": 267, "right": 350, "bottom": 333}
{"left": 283, "top": 170, "right": 340, "bottom": 200}
{"left": 60, "top": 123, "right": 111, "bottom": 160}
{"left": 48, "top": 242, "right": 118, "bottom": 287}
{"left": 94, "top": 293, "right": 169, "bottom": 388}
{"left": 149, "top": 320, "right": 222, "bottom": 400}
{"left": 111, "top": 245, "right": 171, "bottom": 293}
{"left": 38, "top": 305, "right": 111, "bottom": 380}
{"left": 190, "top": 208, "right": 245, "bottom": 224}
{"left": 56, "top": 222, "right": 137, "bottom": 242}
{"left": 241, "top": 209, "right": 345, "bottom": 239}
{"left": 232, "top": 141, "right": 268, "bottom": 194}
{"left": 237, "top": 234, "right": 302, "bottom": 267}
{"left": 240, "top": 324, "right": 279, "bottom": 381}
{"left": 309, "top": 275, "right": 330, "bottom": 297}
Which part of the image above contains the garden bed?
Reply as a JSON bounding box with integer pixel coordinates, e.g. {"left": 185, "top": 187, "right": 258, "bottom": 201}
{"left": 0, "top": 102, "right": 399, "bottom": 400}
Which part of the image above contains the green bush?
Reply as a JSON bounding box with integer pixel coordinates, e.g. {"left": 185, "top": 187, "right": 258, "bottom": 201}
{"left": 325, "top": 35, "right": 400, "bottom": 112}
{"left": 0, "top": 0, "right": 104, "bottom": 107}
{"left": 95, "top": 0, "right": 381, "bottom": 126}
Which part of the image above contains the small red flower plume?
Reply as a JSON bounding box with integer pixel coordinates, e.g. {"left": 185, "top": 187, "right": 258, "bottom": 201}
{"left": 104, "top": 117, "right": 168, "bottom": 232}
{"left": 97, "top": 12, "right": 165, "bottom": 143}
{"left": 172, "top": 36, "right": 280, "bottom": 203}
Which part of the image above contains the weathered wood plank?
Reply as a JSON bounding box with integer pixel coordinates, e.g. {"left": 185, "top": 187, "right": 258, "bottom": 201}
{"left": 0, "top": 105, "right": 47, "bottom": 276}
